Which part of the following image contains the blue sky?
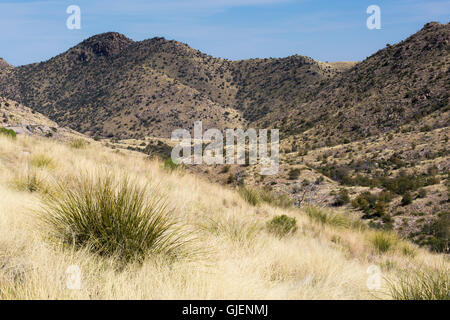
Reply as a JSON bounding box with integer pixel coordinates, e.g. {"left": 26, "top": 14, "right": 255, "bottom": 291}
{"left": 0, "top": 0, "right": 449, "bottom": 66}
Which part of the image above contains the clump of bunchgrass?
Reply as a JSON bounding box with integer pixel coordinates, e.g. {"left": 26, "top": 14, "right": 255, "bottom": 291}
{"left": 30, "top": 154, "right": 54, "bottom": 169}
{"left": 13, "top": 170, "right": 46, "bottom": 193}
{"left": 69, "top": 138, "right": 88, "bottom": 149}
{"left": 40, "top": 173, "right": 191, "bottom": 264}
{"left": 305, "top": 206, "right": 363, "bottom": 229}
{"left": 387, "top": 266, "right": 449, "bottom": 300}
{"left": 200, "top": 216, "right": 261, "bottom": 246}
{"left": 370, "top": 231, "right": 398, "bottom": 253}
{"left": 238, "top": 186, "right": 293, "bottom": 208}
{"left": 266, "top": 215, "right": 297, "bottom": 238}
{"left": 238, "top": 186, "right": 260, "bottom": 206}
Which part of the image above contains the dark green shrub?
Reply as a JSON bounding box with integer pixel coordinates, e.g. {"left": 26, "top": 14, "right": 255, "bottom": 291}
{"left": 288, "top": 168, "right": 301, "bottom": 180}
{"left": 401, "top": 192, "right": 413, "bottom": 206}
{"left": 333, "top": 189, "right": 350, "bottom": 206}
{"left": 267, "top": 215, "right": 297, "bottom": 237}
{"left": 418, "top": 188, "right": 427, "bottom": 198}
{"left": 0, "top": 127, "right": 16, "bottom": 139}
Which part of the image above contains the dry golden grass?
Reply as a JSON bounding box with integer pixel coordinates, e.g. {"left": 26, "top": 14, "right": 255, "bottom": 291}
{"left": 0, "top": 134, "right": 448, "bottom": 299}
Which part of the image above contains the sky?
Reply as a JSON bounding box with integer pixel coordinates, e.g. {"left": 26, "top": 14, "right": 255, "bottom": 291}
{"left": 0, "top": 0, "right": 449, "bottom": 66}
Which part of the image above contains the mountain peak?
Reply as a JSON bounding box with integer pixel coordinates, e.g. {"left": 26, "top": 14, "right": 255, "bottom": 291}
{"left": 74, "top": 32, "right": 134, "bottom": 59}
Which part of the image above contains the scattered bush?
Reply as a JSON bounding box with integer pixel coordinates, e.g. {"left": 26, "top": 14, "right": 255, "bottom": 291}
{"left": 266, "top": 215, "right": 297, "bottom": 238}
{"left": 333, "top": 189, "right": 350, "bottom": 206}
{"left": 288, "top": 168, "right": 301, "bottom": 180}
{"left": 0, "top": 127, "right": 16, "bottom": 139}
{"left": 401, "top": 192, "right": 413, "bottom": 206}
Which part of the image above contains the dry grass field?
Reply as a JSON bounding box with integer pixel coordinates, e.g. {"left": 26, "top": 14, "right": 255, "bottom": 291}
{"left": 0, "top": 133, "right": 448, "bottom": 299}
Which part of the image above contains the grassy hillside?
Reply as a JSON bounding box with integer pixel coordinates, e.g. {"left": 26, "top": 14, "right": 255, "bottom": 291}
{"left": 0, "top": 133, "right": 448, "bottom": 299}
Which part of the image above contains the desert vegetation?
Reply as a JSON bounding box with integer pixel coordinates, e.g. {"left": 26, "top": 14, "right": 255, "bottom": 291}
{"left": 0, "top": 134, "right": 448, "bottom": 299}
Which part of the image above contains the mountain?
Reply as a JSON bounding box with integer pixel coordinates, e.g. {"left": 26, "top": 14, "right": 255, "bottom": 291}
{"left": 0, "top": 32, "right": 351, "bottom": 138}
{"left": 1, "top": 23, "right": 448, "bottom": 142}
{"left": 275, "top": 22, "right": 449, "bottom": 146}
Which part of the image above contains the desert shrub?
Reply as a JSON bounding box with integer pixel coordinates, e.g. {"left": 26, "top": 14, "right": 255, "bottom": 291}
{"left": 419, "top": 213, "right": 449, "bottom": 253}
{"left": 0, "top": 127, "right": 16, "bottom": 139}
{"left": 333, "top": 189, "right": 350, "bottom": 206}
{"left": 40, "top": 174, "right": 189, "bottom": 263}
{"left": 220, "top": 165, "right": 230, "bottom": 174}
{"left": 70, "top": 138, "right": 88, "bottom": 149}
{"left": 387, "top": 267, "right": 449, "bottom": 300}
{"left": 370, "top": 231, "right": 398, "bottom": 253}
{"left": 401, "top": 192, "right": 413, "bottom": 206}
{"left": 288, "top": 168, "right": 301, "bottom": 180}
{"left": 417, "top": 188, "right": 427, "bottom": 198}
{"left": 266, "top": 215, "right": 297, "bottom": 238}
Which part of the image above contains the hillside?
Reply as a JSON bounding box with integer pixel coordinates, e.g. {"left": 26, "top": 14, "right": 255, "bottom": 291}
{"left": 0, "top": 23, "right": 447, "bottom": 143}
{"left": 0, "top": 132, "right": 448, "bottom": 299}
{"left": 0, "top": 96, "right": 82, "bottom": 140}
{"left": 0, "top": 33, "right": 349, "bottom": 139}
{"left": 276, "top": 22, "right": 449, "bottom": 143}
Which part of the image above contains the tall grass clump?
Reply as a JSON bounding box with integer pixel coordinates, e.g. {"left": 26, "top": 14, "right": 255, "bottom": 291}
{"left": 40, "top": 173, "right": 190, "bottom": 263}
{"left": 266, "top": 215, "right": 297, "bottom": 238}
{"left": 238, "top": 186, "right": 260, "bottom": 206}
{"left": 30, "top": 154, "right": 53, "bottom": 168}
{"left": 69, "top": 138, "right": 88, "bottom": 149}
{"left": 258, "top": 189, "right": 294, "bottom": 208}
{"left": 387, "top": 267, "right": 449, "bottom": 300}
{"left": 200, "top": 216, "right": 261, "bottom": 246}
{"left": 370, "top": 231, "right": 398, "bottom": 253}
{"left": 238, "top": 186, "right": 293, "bottom": 208}
{"left": 305, "top": 206, "right": 363, "bottom": 229}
